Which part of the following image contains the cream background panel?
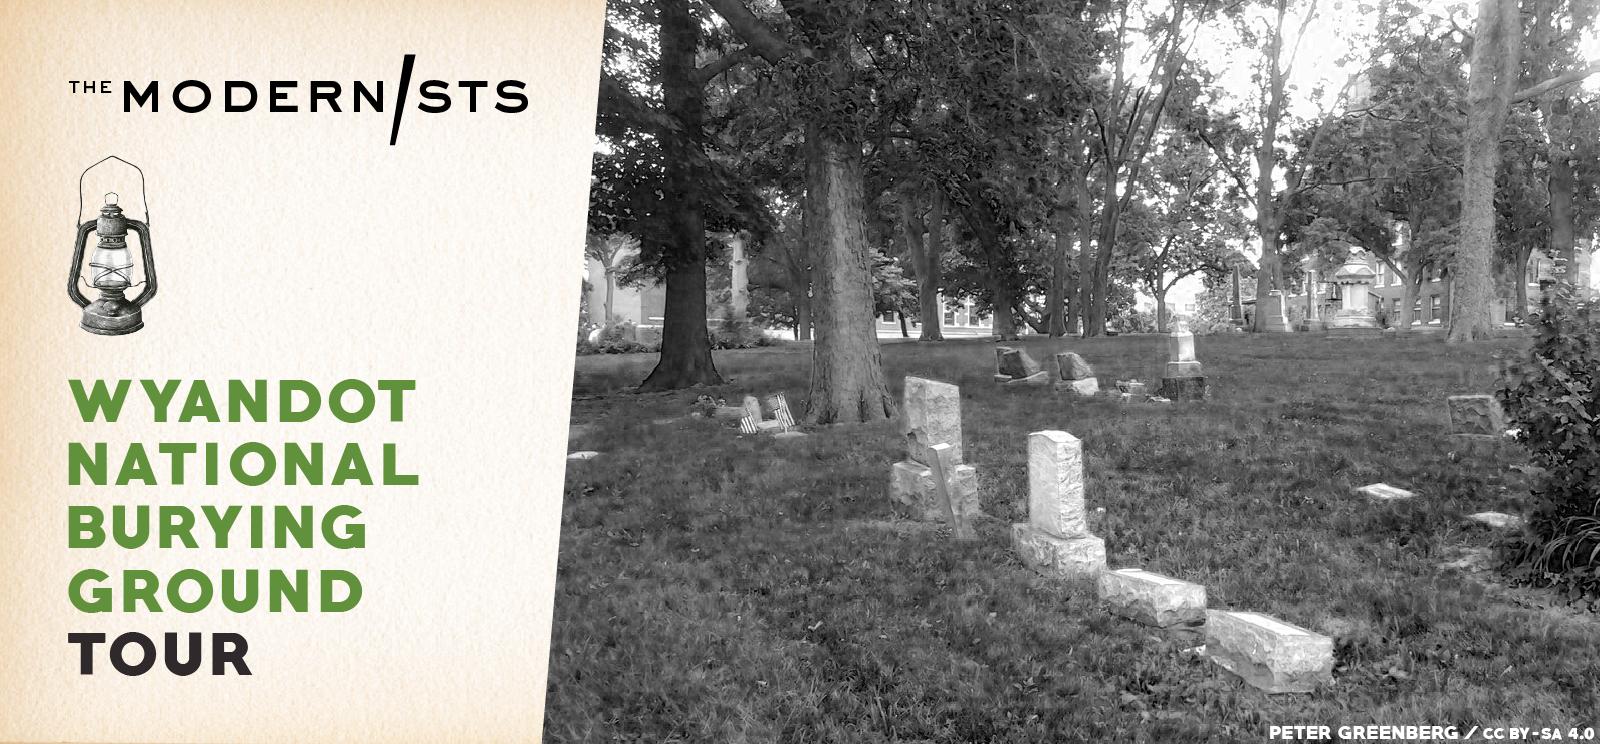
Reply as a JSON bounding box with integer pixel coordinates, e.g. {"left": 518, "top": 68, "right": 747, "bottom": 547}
{"left": 0, "top": 1, "right": 601, "bottom": 741}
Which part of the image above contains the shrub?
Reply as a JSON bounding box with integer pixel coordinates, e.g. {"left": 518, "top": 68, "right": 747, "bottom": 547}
{"left": 1497, "top": 284, "right": 1600, "bottom": 600}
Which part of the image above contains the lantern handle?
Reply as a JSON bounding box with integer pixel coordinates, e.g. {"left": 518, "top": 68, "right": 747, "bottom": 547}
{"left": 127, "top": 218, "right": 157, "bottom": 308}
{"left": 67, "top": 220, "right": 95, "bottom": 308}
{"left": 77, "top": 156, "right": 150, "bottom": 227}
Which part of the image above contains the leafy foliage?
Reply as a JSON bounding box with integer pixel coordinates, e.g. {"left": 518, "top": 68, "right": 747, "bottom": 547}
{"left": 1499, "top": 285, "right": 1600, "bottom": 600}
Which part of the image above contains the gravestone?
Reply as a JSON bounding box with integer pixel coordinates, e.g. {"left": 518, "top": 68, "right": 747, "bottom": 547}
{"left": 1464, "top": 511, "right": 1523, "bottom": 530}
{"left": 1447, "top": 395, "right": 1505, "bottom": 438}
{"left": 1012, "top": 430, "right": 1106, "bottom": 579}
{"left": 1097, "top": 569, "right": 1206, "bottom": 627}
{"left": 1053, "top": 352, "right": 1099, "bottom": 396}
{"left": 1357, "top": 483, "right": 1414, "bottom": 500}
{"left": 1157, "top": 326, "right": 1208, "bottom": 401}
{"left": 1205, "top": 611, "right": 1333, "bottom": 694}
{"left": 738, "top": 394, "right": 795, "bottom": 435}
{"left": 890, "top": 377, "right": 981, "bottom": 522}
{"left": 995, "top": 347, "right": 1049, "bottom": 385}
{"left": 1260, "top": 291, "right": 1293, "bottom": 333}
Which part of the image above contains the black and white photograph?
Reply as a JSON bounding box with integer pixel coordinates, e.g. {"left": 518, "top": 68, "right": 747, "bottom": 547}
{"left": 551, "top": 0, "right": 1600, "bottom": 740}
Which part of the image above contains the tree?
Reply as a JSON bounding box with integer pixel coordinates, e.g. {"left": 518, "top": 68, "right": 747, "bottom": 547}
{"left": 591, "top": 1, "right": 766, "bottom": 388}
{"left": 1449, "top": 0, "right": 1599, "bottom": 342}
{"left": 1079, "top": 0, "right": 1197, "bottom": 336}
{"left": 705, "top": 0, "right": 897, "bottom": 423}
{"left": 584, "top": 232, "right": 640, "bottom": 325}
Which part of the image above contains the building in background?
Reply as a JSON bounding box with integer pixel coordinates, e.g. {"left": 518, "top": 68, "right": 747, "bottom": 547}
{"left": 1282, "top": 238, "right": 1596, "bottom": 328}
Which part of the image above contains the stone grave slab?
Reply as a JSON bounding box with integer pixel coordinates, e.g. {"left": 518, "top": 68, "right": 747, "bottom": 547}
{"left": 890, "top": 460, "right": 980, "bottom": 522}
{"left": 1358, "top": 483, "right": 1415, "bottom": 500}
{"left": 1097, "top": 569, "right": 1207, "bottom": 627}
{"left": 996, "top": 347, "right": 1043, "bottom": 379}
{"left": 1012, "top": 524, "right": 1105, "bottom": 580}
{"left": 1447, "top": 395, "right": 1506, "bottom": 437}
{"left": 1205, "top": 610, "right": 1333, "bottom": 694}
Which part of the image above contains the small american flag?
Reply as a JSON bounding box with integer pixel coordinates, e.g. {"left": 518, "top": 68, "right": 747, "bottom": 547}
{"left": 770, "top": 393, "right": 795, "bottom": 430}
{"left": 739, "top": 415, "right": 759, "bottom": 434}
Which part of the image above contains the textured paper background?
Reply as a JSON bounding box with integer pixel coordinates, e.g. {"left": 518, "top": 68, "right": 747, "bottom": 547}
{"left": 0, "top": 2, "right": 601, "bottom": 741}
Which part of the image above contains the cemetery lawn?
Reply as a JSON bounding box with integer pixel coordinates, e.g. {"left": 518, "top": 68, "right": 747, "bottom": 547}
{"left": 548, "top": 334, "right": 1600, "bottom": 743}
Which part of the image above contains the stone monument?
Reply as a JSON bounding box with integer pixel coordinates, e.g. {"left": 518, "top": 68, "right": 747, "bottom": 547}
{"left": 1053, "top": 352, "right": 1099, "bottom": 396}
{"left": 1012, "top": 430, "right": 1106, "bottom": 580}
{"left": 890, "top": 377, "right": 981, "bottom": 522}
{"left": 1206, "top": 611, "right": 1334, "bottom": 694}
{"left": 995, "top": 347, "right": 1049, "bottom": 385}
{"left": 1260, "top": 290, "right": 1293, "bottom": 333}
{"left": 1328, "top": 258, "right": 1381, "bottom": 336}
{"left": 1298, "top": 269, "right": 1326, "bottom": 332}
{"left": 1157, "top": 321, "right": 1208, "bottom": 400}
{"left": 1447, "top": 395, "right": 1506, "bottom": 440}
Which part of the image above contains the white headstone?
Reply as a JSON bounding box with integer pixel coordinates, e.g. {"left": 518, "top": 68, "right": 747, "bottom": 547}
{"left": 1028, "top": 430, "right": 1086, "bottom": 538}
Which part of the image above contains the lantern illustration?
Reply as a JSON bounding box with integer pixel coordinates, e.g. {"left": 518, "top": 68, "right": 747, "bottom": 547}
{"left": 68, "top": 158, "right": 156, "bottom": 335}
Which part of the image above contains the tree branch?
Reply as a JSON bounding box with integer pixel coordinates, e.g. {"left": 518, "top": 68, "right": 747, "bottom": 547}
{"left": 691, "top": 47, "right": 755, "bottom": 87}
{"left": 1511, "top": 62, "right": 1600, "bottom": 103}
{"left": 703, "top": 0, "right": 798, "bottom": 63}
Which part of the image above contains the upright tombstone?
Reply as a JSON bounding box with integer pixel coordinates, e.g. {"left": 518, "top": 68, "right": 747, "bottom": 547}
{"left": 1053, "top": 352, "right": 1099, "bottom": 396}
{"left": 1299, "top": 270, "right": 1326, "bottom": 332}
{"left": 1012, "top": 430, "right": 1106, "bottom": 580}
{"left": 1260, "top": 291, "right": 1293, "bottom": 333}
{"left": 1447, "top": 395, "right": 1506, "bottom": 439}
{"left": 1158, "top": 324, "right": 1208, "bottom": 401}
{"left": 890, "top": 377, "right": 981, "bottom": 522}
{"left": 995, "top": 347, "right": 1049, "bottom": 385}
{"left": 1328, "top": 258, "right": 1381, "bottom": 336}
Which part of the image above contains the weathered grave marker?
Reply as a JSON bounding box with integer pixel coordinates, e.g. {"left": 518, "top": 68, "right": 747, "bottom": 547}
{"left": 929, "top": 443, "right": 976, "bottom": 541}
{"left": 1357, "top": 483, "right": 1414, "bottom": 500}
{"left": 1205, "top": 610, "right": 1333, "bottom": 693}
{"left": 995, "top": 347, "right": 1049, "bottom": 385}
{"left": 1053, "top": 353, "right": 1100, "bottom": 396}
{"left": 1464, "top": 511, "right": 1523, "bottom": 530}
{"left": 1447, "top": 395, "right": 1506, "bottom": 439}
{"left": 738, "top": 394, "right": 795, "bottom": 435}
{"left": 1157, "top": 325, "right": 1208, "bottom": 401}
{"left": 1012, "top": 430, "right": 1105, "bottom": 579}
{"left": 890, "top": 377, "right": 981, "bottom": 522}
{"left": 1097, "top": 569, "right": 1206, "bottom": 627}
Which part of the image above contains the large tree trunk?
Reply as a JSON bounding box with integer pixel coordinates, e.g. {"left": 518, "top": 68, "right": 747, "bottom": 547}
{"left": 1155, "top": 289, "right": 1169, "bottom": 333}
{"left": 898, "top": 188, "right": 944, "bottom": 341}
{"left": 803, "top": 122, "right": 893, "bottom": 424}
{"left": 794, "top": 297, "right": 811, "bottom": 340}
{"left": 1048, "top": 145, "right": 1083, "bottom": 337}
{"left": 1085, "top": 169, "right": 1122, "bottom": 337}
{"left": 728, "top": 233, "right": 749, "bottom": 326}
{"left": 1515, "top": 247, "right": 1532, "bottom": 314}
{"left": 1399, "top": 268, "right": 1421, "bottom": 330}
{"left": 640, "top": 0, "right": 722, "bottom": 390}
{"left": 1072, "top": 171, "right": 1093, "bottom": 336}
{"left": 1547, "top": 103, "right": 1577, "bottom": 273}
{"left": 1449, "top": 0, "right": 1520, "bottom": 343}
{"left": 603, "top": 270, "right": 615, "bottom": 324}
{"left": 958, "top": 180, "right": 1021, "bottom": 341}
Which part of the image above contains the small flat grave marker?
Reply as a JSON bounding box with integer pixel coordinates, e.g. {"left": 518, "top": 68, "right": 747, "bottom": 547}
{"left": 1358, "top": 483, "right": 1415, "bottom": 500}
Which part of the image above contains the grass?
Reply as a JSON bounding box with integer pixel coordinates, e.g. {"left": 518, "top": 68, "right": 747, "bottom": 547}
{"left": 546, "top": 333, "right": 1600, "bottom": 743}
